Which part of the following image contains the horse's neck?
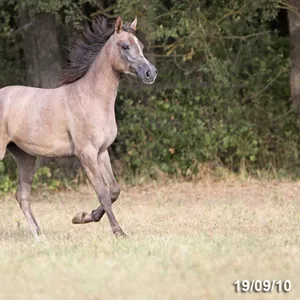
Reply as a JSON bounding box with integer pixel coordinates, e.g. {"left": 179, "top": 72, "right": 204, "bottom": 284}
{"left": 75, "top": 41, "right": 120, "bottom": 113}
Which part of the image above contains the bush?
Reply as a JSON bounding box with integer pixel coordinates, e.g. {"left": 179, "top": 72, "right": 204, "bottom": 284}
{"left": 113, "top": 0, "right": 299, "bottom": 178}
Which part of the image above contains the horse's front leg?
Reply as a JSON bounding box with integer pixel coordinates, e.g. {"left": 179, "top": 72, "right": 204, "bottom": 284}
{"left": 72, "top": 150, "right": 121, "bottom": 224}
{"left": 74, "top": 146, "right": 125, "bottom": 237}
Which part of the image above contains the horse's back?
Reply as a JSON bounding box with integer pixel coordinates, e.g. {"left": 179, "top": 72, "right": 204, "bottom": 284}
{"left": 0, "top": 86, "right": 13, "bottom": 114}
{"left": 0, "top": 86, "right": 15, "bottom": 128}
{"left": 0, "top": 85, "right": 41, "bottom": 127}
{"left": 0, "top": 85, "right": 42, "bottom": 111}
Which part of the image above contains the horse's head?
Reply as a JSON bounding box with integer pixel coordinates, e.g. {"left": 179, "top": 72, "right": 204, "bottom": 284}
{"left": 110, "top": 16, "right": 157, "bottom": 84}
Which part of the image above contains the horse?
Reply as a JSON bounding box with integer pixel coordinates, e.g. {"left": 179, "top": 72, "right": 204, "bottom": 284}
{"left": 0, "top": 16, "right": 157, "bottom": 239}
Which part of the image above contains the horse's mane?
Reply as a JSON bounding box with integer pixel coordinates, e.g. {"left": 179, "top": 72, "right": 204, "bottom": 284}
{"left": 60, "top": 16, "right": 115, "bottom": 85}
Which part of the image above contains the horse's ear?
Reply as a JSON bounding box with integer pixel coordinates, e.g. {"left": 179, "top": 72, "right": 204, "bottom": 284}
{"left": 115, "top": 16, "right": 123, "bottom": 33}
{"left": 130, "top": 16, "right": 137, "bottom": 31}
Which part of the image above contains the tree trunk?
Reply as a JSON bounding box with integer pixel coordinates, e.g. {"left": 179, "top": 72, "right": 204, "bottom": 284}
{"left": 288, "top": 0, "right": 300, "bottom": 115}
{"left": 19, "top": 5, "right": 61, "bottom": 87}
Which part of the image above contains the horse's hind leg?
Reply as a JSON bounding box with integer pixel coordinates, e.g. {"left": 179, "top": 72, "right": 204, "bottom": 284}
{"left": 0, "top": 135, "right": 9, "bottom": 161}
{"left": 0, "top": 146, "right": 6, "bottom": 161}
{"left": 7, "top": 144, "right": 41, "bottom": 239}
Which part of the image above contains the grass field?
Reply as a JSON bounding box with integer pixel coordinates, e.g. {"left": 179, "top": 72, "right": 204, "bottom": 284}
{"left": 0, "top": 179, "right": 299, "bottom": 299}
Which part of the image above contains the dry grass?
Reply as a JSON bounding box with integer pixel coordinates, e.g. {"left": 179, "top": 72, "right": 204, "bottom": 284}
{"left": 0, "top": 179, "right": 299, "bottom": 299}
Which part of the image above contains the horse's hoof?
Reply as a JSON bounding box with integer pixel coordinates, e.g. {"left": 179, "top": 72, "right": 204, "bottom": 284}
{"left": 72, "top": 212, "right": 91, "bottom": 224}
{"left": 114, "top": 230, "right": 127, "bottom": 238}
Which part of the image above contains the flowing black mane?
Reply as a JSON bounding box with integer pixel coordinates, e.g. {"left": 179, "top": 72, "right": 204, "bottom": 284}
{"left": 60, "top": 17, "right": 115, "bottom": 85}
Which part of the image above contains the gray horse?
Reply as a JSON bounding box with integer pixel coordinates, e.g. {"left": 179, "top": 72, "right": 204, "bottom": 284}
{"left": 0, "top": 16, "right": 157, "bottom": 239}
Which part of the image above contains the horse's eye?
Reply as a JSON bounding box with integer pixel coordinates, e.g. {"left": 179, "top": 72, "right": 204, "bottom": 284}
{"left": 121, "top": 44, "right": 130, "bottom": 50}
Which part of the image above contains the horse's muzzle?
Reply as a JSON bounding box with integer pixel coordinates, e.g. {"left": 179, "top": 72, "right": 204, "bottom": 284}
{"left": 135, "top": 60, "right": 158, "bottom": 84}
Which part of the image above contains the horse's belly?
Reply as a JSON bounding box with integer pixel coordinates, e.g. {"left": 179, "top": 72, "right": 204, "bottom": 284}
{"left": 14, "top": 139, "right": 74, "bottom": 157}
{"left": 8, "top": 111, "right": 74, "bottom": 157}
{"left": 10, "top": 125, "right": 74, "bottom": 157}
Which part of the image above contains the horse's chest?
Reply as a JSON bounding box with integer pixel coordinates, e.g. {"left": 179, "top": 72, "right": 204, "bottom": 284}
{"left": 102, "top": 123, "right": 118, "bottom": 148}
{"left": 87, "top": 117, "right": 118, "bottom": 149}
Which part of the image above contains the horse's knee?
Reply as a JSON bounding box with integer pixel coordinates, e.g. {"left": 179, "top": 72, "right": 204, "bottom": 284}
{"left": 111, "top": 183, "right": 121, "bottom": 202}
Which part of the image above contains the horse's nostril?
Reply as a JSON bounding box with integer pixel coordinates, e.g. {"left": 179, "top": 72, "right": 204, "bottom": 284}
{"left": 146, "top": 70, "right": 150, "bottom": 78}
